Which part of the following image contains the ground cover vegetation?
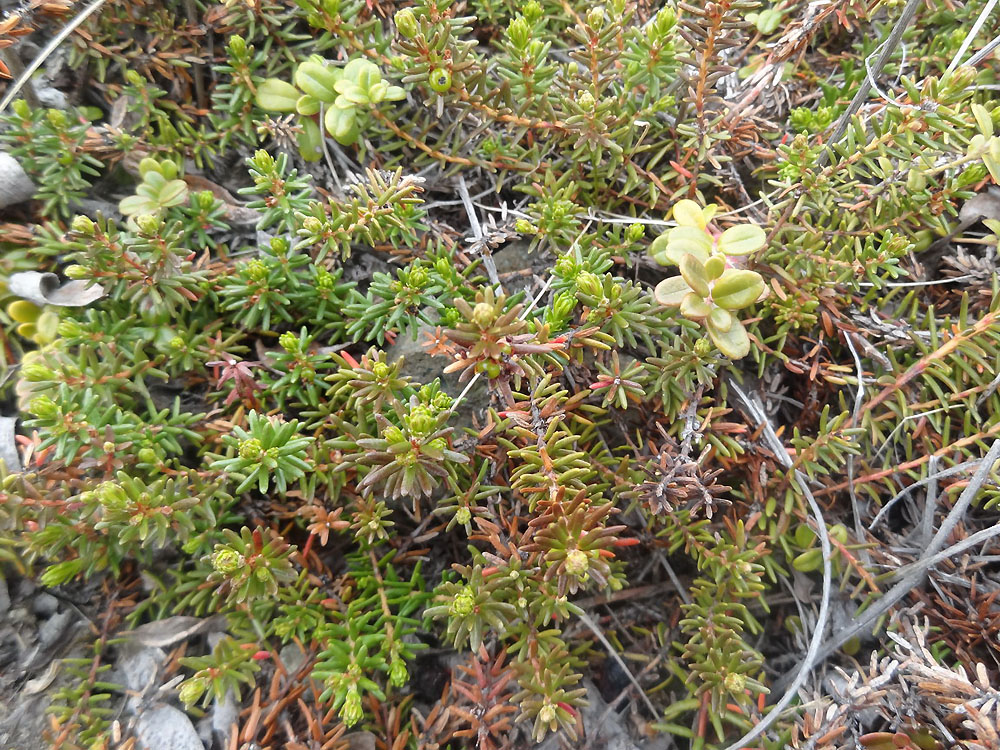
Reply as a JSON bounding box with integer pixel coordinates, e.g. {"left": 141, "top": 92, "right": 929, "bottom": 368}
{"left": 1, "top": 0, "right": 1000, "bottom": 747}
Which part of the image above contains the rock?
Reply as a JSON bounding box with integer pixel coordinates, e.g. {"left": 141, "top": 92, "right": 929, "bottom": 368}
{"left": 0, "top": 153, "right": 35, "bottom": 209}
{"left": 36, "top": 610, "right": 72, "bottom": 649}
{"left": 210, "top": 690, "right": 239, "bottom": 748}
{"left": 0, "top": 578, "right": 9, "bottom": 619}
{"left": 134, "top": 704, "right": 204, "bottom": 750}
{"left": 491, "top": 241, "right": 536, "bottom": 294}
{"left": 0, "top": 417, "right": 19, "bottom": 474}
{"left": 386, "top": 322, "right": 491, "bottom": 431}
{"left": 34, "top": 87, "right": 67, "bottom": 110}
{"left": 279, "top": 643, "right": 308, "bottom": 675}
{"left": 30, "top": 593, "right": 58, "bottom": 618}
{"left": 960, "top": 187, "right": 1000, "bottom": 224}
{"left": 117, "top": 644, "right": 166, "bottom": 696}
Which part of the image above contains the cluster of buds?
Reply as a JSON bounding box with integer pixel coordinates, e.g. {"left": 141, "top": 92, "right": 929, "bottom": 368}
{"left": 442, "top": 288, "right": 567, "bottom": 406}
{"left": 207, "top": 527, "right": 297, "bottom": 605}
{"left": 343, "top": 397, "right": 469, "bottom": 502}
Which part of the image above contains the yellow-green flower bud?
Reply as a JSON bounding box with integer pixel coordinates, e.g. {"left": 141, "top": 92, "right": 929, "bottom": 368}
{"left": 372, "top": 361, "right": 390, "bottom": 380}
{"left": 407, "top": 406, "right": 436, "bottom": 437}
{"left": 408, "top": 266, "right": 429, "bottom": 288}
{"left": 71, "top": 215, "right": 96, "bottom": 235}
{"left": 450, "top": 586, "right": 476, "bottom": 617}
{"left": 508, "top": 16, "right": 531, "bottom": 49}
{"left": 212, "top": 548, "right": 245, "bottom": 574}
{"left": 134, "top": 214, "right": 161, "bottom": 235}
{"left": 522, "top": 0, "right": 543, "bottom": 22}
{"left": 238, "top": 437, "right": 265, "bottom": 461}
{"left": 96, "top": 481, "right": 128, "bottom": 509}
{"left": 564, "top": 549, "right": 589, "bottom": 577}
{"left": 227, "top": 35, "right": 246, "bottom": 56}
{"left": 316, "top": 268, "right": 335, "bottom": 289}
{"left": 455, "top": 506, "right": 471, "bottom": 525}
{"left": 178, "top": 680, "right": 206, "bottom": 706}
{"left": 29, "top": 395, "right": 58, "bottom": 418}
{"left": 22, "top": 362, "right": 56, "bottom": 382}
{"left": 301, "top": 216, "right": 323, "bottom": 234}
{"left": 472, "top": 302, "right": 494, "bottom": 329}
{"left": 63, "top": 264, "right": 90, "bottom": 280}
{"left": 341, "top": 687, "right": 364, "bottom": 727}
{"left": 388, "top": 657, "right": 408, "bottom": 687}
{"left": 575, "top": 271, "right": 603, "bottom": 298}
{"left": 394, "top": 8, "right": 418, "bottom": 38}
{"left": 245, "top": 259, "right": 268, "bottom": 282}
{"left": 57, "top": 319, "right": 83, "bottom": 338}
{"left": 46, "top": 109, "right": 67, "bottom": 128}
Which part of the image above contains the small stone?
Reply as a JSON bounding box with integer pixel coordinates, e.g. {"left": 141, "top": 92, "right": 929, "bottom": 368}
{"left": 279, "top": 643, "right": 308, "bottom": 675}
{"left": 117, "top": 644, "right": 166, "bottom": 695}
{"left": 37, "top": 610, "right": 72, "bottom": 648}
{"left": 0, "top": 152, "right": 35, "bottom": 209}
{"left": 135, "top": 704, "right": 204, "bottom": 750}
{"left": 31, "top": 592, "right": 59, "bottom": 617}
{"left": 35, "top": 86, "right": 68, "bottom": 109}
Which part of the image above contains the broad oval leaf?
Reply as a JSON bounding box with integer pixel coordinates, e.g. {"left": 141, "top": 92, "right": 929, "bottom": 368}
{"left": 679, "top": 252, "right": 710, "bottom": 297}
{"left": 255, "top": 79, "right": 300, "bottom": 112}
{"left": 297, "top": 117, "right": 324, "bottom": 162}
{"left": 653, "top": 275, "right": 692, "bottom": 307}
{"left": 718, "top": 224, "right": 766, "bottom": 256}
{"left": 649, "top": 233, "right": 671, "bottom": 266}
{"left": 707, "top": 317, "right": 750, "bottom": 359}
{"left": 325, "top": 105, "right": 356, "bottom": 141}
{"left": 707, "top": 306, "right": 733, "bottom": 332}
{"left": 665, "top": 226, "right": 713, "bottom": 264}
{"left": 294, "top": 60, "right": 340, "bottom": 102}
{"left": 119, "top": 195, "right": 156, "bottom": 216}
{"left": 672, "top": 199, "right": 707, "bottom": 229}
{"left": 680, "top": 292, "right": 711, "bottom": 320}
{"left": 712, "top": 269, "right": 766, "bottom": 310}
{"left": 296, "top": 94, "right": 320, "bottom": 116}
{"left": 157, "top": 179, "right": 189, "bottom": 208}
{"left": 704, "top": 254, "right": 726, "bottom": 280}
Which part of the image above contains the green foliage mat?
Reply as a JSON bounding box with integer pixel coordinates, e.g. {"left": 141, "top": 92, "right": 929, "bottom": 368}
{"left": 1, "top": 0, "right": 1000, "bottom": 746}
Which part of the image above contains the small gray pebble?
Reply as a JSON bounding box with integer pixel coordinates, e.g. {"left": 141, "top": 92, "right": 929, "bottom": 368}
{"left": 35, "top": 87, "right": 68, "bottom": 110}
{"left": 37, "top": 610, "right": 73, "bottom": 648}
{"left": 0, "top": 578, "right": 10, "bottom": 618}
{"left": 31, "top": 592, "right": 59, "bottom": 618}
{"left": 0, "top": 152, "right": 36, "bottom": 209}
